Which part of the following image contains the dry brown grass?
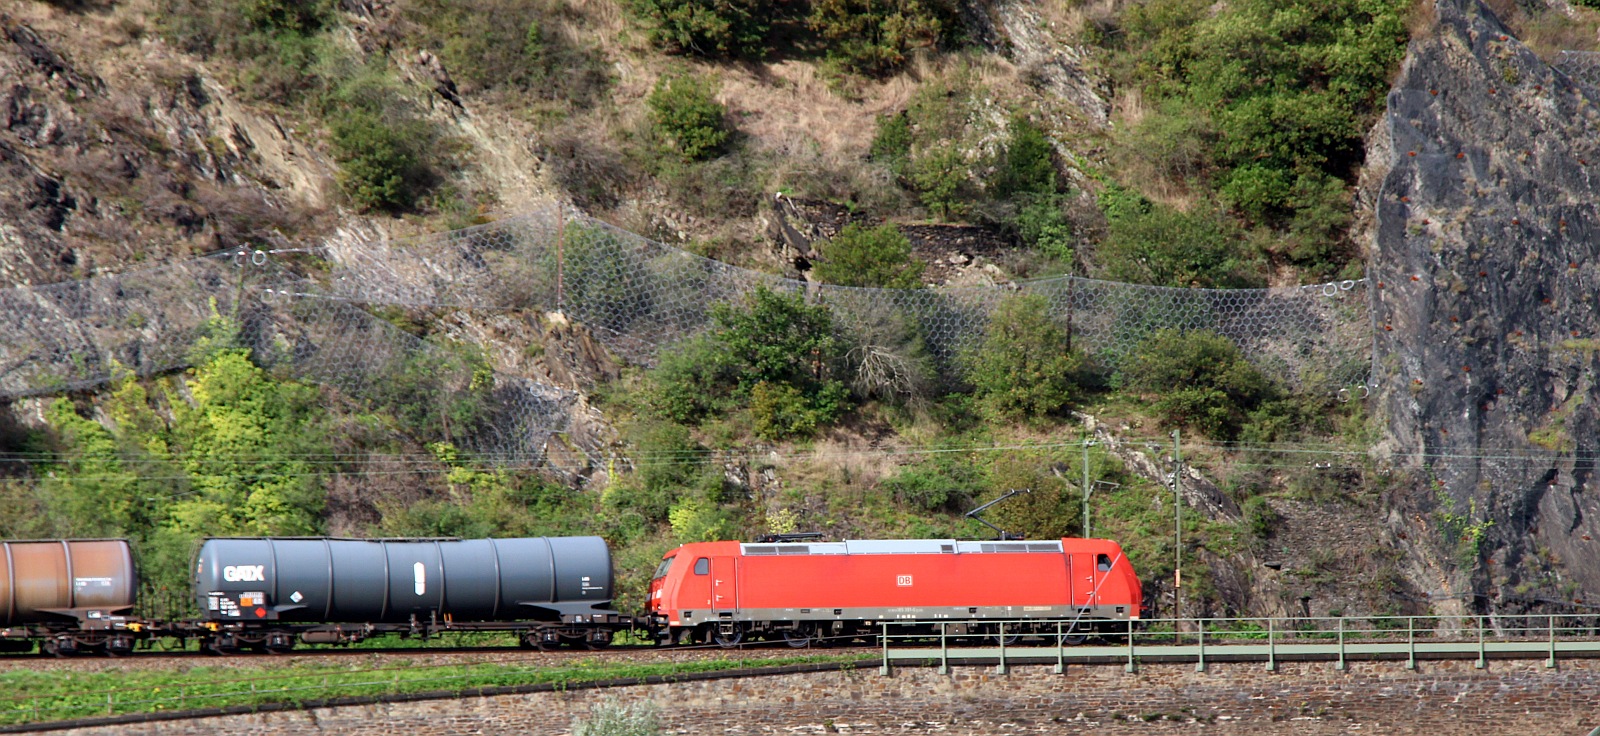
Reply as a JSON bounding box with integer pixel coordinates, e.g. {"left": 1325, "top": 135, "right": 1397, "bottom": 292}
{"left": 716, "top": 60, "right": 922, "bottom": 161}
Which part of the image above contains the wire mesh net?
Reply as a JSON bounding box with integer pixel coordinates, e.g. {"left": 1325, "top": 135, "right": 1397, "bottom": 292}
{"left": 0, "top": 206, "right": 1375, "bottom": 460}
{"left": 1556, "top": 51, "right": 1600, "bottom": 88}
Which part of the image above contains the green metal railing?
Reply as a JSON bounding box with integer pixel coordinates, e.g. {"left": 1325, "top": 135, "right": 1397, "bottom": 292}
{"left": 876, "top": 614, "right": 1600, "bottom": 675}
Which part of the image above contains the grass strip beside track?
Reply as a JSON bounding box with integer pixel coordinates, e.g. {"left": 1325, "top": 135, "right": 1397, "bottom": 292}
{"left": 0, "top": 653, "right": 871, "bottom": 727}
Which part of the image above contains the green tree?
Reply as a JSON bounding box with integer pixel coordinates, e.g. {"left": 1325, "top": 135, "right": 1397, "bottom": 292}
{"left": 1124, "top": 328, "right": 1278, "bottom": 439}
{"left": 962, "top": 293, "right": 1081, "bottom": 422}
{"left": 167, "top": 350, "right": 328, "bottom": 538}
{"left": 812, "top": 223, "right": 924, "bottom": 289}
{"left": 647, "top": 74, "right": 732, "bottom": 162}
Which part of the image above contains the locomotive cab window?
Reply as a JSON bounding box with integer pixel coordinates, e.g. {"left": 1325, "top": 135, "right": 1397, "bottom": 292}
{"left": 693, "top": 558, "right": 710, "bottom": 575}
{"left": 1097, "top": 554, "right": 1112, "bottom": 571}
{"left": 653, "top": 556, "right": 675, "bottom": 580}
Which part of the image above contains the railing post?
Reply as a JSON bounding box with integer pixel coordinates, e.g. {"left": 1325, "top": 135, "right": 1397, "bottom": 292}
{"left": 1336, "top": 618, "right": 1346, "bottom": 671}
{"left": 1547, "top": 615, "right": 1557, "bottom": 669}
{"left": 1406, "top": 616, "right": 1416, "bottom": 670}
{"left": 1195, "top": 619, "right": 1206, "bottom": 673}
{"left": 880, "top": 622, "right": 891, "bottom": 676}
{"left": 1266, "top": 618, "right": 1276, "bottom": 672}
{"left": 940, "top": 622, "right": 949, "bottom": 675}
{"left": 1125, "top": 618, "right": 1137, "bottom": 673}
{"left": 1054, "top": 620, "right": 1065, "bottom": 675}
{"left": 1476, "top": 615, "right": 1486, "bottom": 669}
{"left": 996, "top": 622, "right": 1009, "bottom": 675}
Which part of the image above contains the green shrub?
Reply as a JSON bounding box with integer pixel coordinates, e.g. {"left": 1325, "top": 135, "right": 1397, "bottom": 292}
{"left": 608, "top": 421, "right": 712, "bottom": 522}
{"left": 243, "top": 0, "right": 332, "bottom": 34}
{"left": 559, "top": 221, "right": 657, "bottom": 334}
{"left": 1110, "top": 0, "right": 1408, "bottom": 265}
{"left": 1096, "top": 204, "right": 1262, "bottom": 288}
{"left": 981, "top": 455, "right": 1079, "bottom": 540}
{"left": 1242, "top": 495, "right": 1279, "bottom": 542}
{"left": 881, "top": 450, "right": 981, "bottom": 511}
{"left": 1013, "top": 196, "right": 1075, "bottom": 262}
{"left": 991, "top": 114, "right": 1058, "bottom": 199}
{"left": 962, "top": 293, "right": 1082, "bottom": 422}
{"left": 668, "top": 496, "right": 737, "bottom": 542}
{"left": 809, "top": 0, "right": 959, "bottom": 76}
{"left": 812, "top": 223, "right": 924, "bottom": 289}
{"left": 405, "top": 0, "right": 610, "bottom": 104}
{"left": 909, "top": 143, "right": 970, "bottom": 220}
{"left": 1124, "top": 329, "right": 1278, "bottom": 439}
{"left": 159, "top": 0, "right": 339, "bottom": 104}
{"left": 329, "top": 111, "right": 435, "bottom": 213}
{"left": 574, "top": 699, "right": 662, "bottom": 736}
{"left": 750, "top": 380, "right": 850, "bottom": 440}
{"left": 629, "top": 0, "right": 773, "bottom": 58}
{"left": 868, "top": 111, "right": 914, "bottom": 178}
{"left": 643, "top": 335, "right": 734, "bottom": 424}
{"left": 711, "top": 286, "right": 846, "bottom": 396}
{"left": 645, "top": 286, "right": 850, "bottom": 437}
{"left": 1097, "top": 181, "right": 1152, "bottom": 223}
{"left": 647, "top": 74, "right": 732, "bottom": 162}
{"left": 322, "top": 70, "right": 446, "bottom": 213}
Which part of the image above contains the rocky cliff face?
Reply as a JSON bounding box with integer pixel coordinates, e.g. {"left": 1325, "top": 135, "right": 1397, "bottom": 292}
{"left": 1366, "top": 0, "right": 1600, "bottom": 612}
{"left": 0, "top": 7, "right": 337, "bottom": 286}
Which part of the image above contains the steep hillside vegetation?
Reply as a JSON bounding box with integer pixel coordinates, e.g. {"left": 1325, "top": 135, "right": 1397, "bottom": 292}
{"left": 3, "top": 0, "right": 1600, "bottom": 620}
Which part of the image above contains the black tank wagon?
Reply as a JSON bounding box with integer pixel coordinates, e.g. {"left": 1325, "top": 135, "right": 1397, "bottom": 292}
{"left": 193, "top": 537, "right": 627, "bottom": 651}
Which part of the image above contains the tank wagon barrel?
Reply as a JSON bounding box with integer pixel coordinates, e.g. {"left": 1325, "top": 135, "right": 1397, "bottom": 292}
{"left": 0, "top": 539, "right": 141, "bottom": 655}
{"left": 192, "top": 536, "right": 626, "bottom": 652}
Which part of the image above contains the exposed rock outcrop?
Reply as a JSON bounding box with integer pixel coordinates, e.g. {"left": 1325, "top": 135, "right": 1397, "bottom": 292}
{"left": 1365, "top": 0, "right": 1600, "bottom": 612}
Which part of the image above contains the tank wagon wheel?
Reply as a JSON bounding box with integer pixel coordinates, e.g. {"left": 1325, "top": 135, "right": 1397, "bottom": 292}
{"left": 782, "top": 627, "right": 813, "bottom": 649}
{"left": 520, "top": 631, "right": 560, "bottom": 651}
{"left": 40, "top": 639, "right": 69, "bottom": 658}
{"left": 581, "top": 638, "right": 611, "bottom": 651}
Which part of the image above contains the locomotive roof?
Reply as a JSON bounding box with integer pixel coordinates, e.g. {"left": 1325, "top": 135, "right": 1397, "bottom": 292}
{"left": 738, "top": 539, "right": 1067, "bottom": 556}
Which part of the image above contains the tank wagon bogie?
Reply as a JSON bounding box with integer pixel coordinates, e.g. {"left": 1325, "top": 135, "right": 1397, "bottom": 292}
{"left": 647, "top": 538, "right": 1143, "bottom": 648}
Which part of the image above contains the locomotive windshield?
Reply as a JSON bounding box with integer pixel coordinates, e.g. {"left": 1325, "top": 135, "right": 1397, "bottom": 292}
{"left": 653, "top": 555, "right": 675, "bottom": 580}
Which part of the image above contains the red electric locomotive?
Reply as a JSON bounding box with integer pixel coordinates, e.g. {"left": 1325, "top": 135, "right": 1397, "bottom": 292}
{"left": 647, "top": 537, "right": 1142, "bottom": 647}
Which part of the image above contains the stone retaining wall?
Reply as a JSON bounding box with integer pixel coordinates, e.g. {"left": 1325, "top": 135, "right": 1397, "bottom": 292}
{"left": 54, "top": 659, "right": 1600, "bottom": 735}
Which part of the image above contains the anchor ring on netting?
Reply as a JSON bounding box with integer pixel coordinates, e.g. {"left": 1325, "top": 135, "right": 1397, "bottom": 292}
{"left": 1340, "top": 280, "right": 1356, "bottom": 291}
{"left": 1337, "top": 388, "right": 1350, "bottom": 403}
{"left": 1359, "top": 384, "right": 1371, "bottom": 399}
{"left": 252, "top": 249, "right": 268, "bottom": 266}
{"left": 232, "top": 249, "right": 247, "bottom": 268}
{"left": 1322, "top": 282, "right": 1339, "bottom": 297}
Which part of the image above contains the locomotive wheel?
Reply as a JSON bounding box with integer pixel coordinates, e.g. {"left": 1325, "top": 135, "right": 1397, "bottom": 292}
{"left": 782, "top": 628, "right": 813, "bottom": 649}
{"left": 991, "top": 631, "right": 1021, "bottom": 646}
{"left": 711, "top": 626, "right": 743, "bottom": 649}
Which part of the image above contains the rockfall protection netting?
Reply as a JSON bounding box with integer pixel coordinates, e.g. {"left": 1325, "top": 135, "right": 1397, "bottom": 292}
{"left": 0, "top": 205, "right": 1375, "bottom": 459}
{"left": 1556, "top": 51, "right": 1600, "bottom": 88}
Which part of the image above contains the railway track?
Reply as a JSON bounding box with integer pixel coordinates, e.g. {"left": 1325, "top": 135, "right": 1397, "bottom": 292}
{"left": 0, "top": 639, "right": 879, "bottom": 671}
